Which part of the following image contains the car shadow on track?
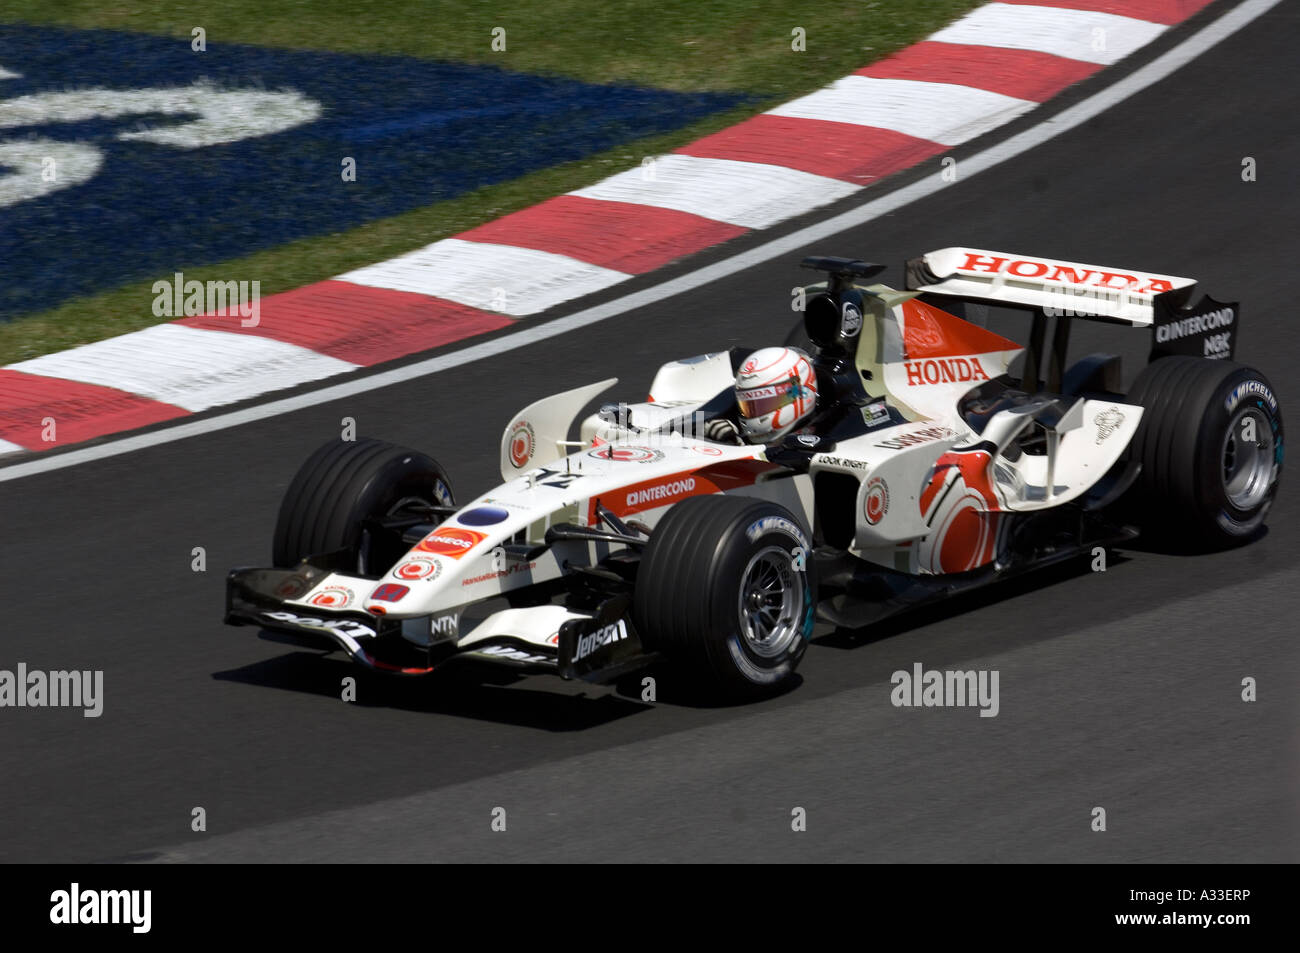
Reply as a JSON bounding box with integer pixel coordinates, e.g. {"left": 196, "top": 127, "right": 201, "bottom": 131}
{"left": 213, "top": 644, "right": 806, "bottom": 722}
{"left": 1116, "top": 524, "right": 1270, "bottom": 557}
{"left": 212, "top": 650, "right": 654, "bottom": 731}
{"left": 811, "top": 550, "right": 1134, "bottom": 651}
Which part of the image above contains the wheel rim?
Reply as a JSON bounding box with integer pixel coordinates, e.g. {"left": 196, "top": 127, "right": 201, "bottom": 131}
{"left": 1221, "top": 406, "right": 1274, "bottom": 511}
{"left": 736, "top": 546, "right": 804, "bottom": 659}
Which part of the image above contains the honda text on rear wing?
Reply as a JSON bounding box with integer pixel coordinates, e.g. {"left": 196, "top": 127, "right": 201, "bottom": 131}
{"left": 905, "top": 247, "right": 1239, "bottom": 365}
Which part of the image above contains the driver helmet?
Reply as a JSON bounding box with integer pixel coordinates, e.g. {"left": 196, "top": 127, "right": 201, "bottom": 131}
{"left": 735, "top": 346, "right": 818, "bottom": 443}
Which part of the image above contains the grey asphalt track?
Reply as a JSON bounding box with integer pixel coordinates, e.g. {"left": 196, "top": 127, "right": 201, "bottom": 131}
{"left": 0, "top": 0, "right": 1296, "bottom": 863}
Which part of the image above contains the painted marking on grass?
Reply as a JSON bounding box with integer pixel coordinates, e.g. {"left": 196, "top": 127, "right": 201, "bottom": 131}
{"left": 0, "top": 139, "right": 102, "bottom": 207}
{"left": 0, "top": 26, "right": 746, "bottom": 319}
{"left": 0, "top": 0, "right": 1281, "bottom": 484}
{"left": 0, "top": 84, "right": 322, "bottom": 148}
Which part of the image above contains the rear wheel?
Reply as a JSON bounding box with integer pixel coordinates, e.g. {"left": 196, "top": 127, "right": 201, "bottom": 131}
{"left": 634, "top": 495, "right": 816, "bottom": 697}
{"left": 1126, "top": 357, "right": 1282, "bottom": 545}
{"left": 272, "top": 437, "right": 454, "bottom": 572}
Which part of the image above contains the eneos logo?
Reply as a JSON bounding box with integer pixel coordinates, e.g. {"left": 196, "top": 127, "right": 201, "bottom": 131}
{"left": 417, "top": 527, "right": 488, "bottom": 559}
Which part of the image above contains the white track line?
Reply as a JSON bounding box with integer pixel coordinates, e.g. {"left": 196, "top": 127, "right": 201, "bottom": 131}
{"left": 569, "top": 154, "right": 860, "bottom": 228}
{"left": 768, "top": 75, "right": 1037, "bottom": 147}
{"left": 337, "top": 238, "right": 631, "bottom": 316}
{"left": 0, "top": 0, "right": 1280, "bottom": 484}
{"left": 930, "top": 3, "right": 1168, "bottom": 65}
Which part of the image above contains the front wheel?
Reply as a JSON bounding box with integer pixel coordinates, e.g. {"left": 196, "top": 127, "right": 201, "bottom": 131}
{"left": 272, "top": 437, "right": 455, "bottom": 571}
{"left": 633, "top": 495, "right": 817, "bottom": 697}
{"left": 1126, "top": 357, "right": 1283, "bottom": 545}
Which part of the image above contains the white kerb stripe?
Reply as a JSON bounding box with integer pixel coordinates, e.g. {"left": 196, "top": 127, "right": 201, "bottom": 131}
{"left": 929, "top": 3, "right": 1168, "bottom": 66}
{"left": 336, "top": 238, "right": 631, "bottom": 317}
{"left": 8, "top": 324, "right": 358, "bottom": 413}
{"left": 768, "top": 75, "right": 1037, "bottom": 147}
{"left": 569, "top": 154, "right": 860, "bottom": 229}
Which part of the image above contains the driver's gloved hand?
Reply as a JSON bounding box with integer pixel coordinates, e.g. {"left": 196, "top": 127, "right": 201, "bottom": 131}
{"left": 703, "top": 418, "right": 743, "bottom": 445}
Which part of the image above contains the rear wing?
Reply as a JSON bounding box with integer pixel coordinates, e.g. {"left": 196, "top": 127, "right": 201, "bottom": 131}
{"left": 905, "top": 247, "right": 1239, "bottom": 362}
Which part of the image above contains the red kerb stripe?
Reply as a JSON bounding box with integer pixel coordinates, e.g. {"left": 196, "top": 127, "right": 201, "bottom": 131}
{"left": 678, "top": 114, "right": 945, "bottom": 184}
{"left": 858, "top": 42, "right": 1100, "bottom": 101}
{"left": 459, "top": 195, "right": 747, "bottom": 274}
{"left": 178, "top": 281, "right": 513, "bottom": 366}
{"left": 0, "top": 370, "right": 188, "bottom": 451}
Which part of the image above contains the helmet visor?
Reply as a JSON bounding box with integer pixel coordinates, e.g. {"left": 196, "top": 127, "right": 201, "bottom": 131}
{"left": 738, "top": 382, "right": 797, "bottom": 419}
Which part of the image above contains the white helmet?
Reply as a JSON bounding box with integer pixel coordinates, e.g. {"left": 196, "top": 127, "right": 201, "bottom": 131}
{"left": 735, "top": 346, "right": 818, "bottom": 443}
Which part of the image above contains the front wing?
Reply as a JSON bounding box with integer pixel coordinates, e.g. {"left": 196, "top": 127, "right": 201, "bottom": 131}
{"left": 225, "top": 566, "right": 657, "bottom": 682}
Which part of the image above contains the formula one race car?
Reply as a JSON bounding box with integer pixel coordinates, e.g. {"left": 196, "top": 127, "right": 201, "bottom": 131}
{"left": 225, "top": 248, "right": 1283, "bottom": 697}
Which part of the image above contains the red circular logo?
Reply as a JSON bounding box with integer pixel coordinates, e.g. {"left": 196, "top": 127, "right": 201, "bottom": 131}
{"left": 274, "top": 576, "right": 310, "bottom": 599}
{"left": 589, "top": 445, "right": 663, "bottom": 463}
{"left": 394, "top": 557, "right": 441, "bottom": 581}
{"left": 309, "top": 586, "right": 353, "bottom": 608}
{"left": 509, "top": 421, "right": 535, "bottom": 469}
{"left": 864, "top": 477, "right": 889, "bottom": 525}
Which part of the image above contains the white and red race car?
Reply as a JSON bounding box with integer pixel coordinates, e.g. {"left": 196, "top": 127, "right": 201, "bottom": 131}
{"left": 225, "top": 249, "right": 1283, "bottom": 698}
